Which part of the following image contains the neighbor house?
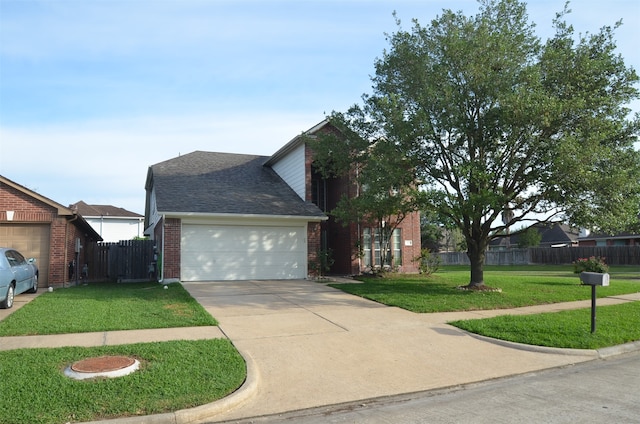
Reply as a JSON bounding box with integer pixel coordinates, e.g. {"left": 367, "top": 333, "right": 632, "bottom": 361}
{"left": 0, "top": 175, "right": 102, "bottom": 287}
{"left": 70, "top": 201, "right": 144, "bottom": 242}
{"left": 578, "top": 231, "right": 640, "bottom": 246}
{"left": 144, "top": 120, "right": 421, "bottom": 282}
{"left": 490, "top": 222, "right": 579, "bottom": 249}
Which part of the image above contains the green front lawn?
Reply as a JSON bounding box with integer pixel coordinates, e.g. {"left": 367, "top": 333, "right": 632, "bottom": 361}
{"left": 0, "top": 281, "right": 245, "bottom": 424}
{"left": 450, "top": 301, "right": 640, "bottom": 349}
{"left": 0, "top": 339, "right": 246, "bottom": 424}
{"left": 0, "top": 281, "right": 217, "bottom": 336}
{"left": 330, "top": 265, "right": 640, "bottom": 313}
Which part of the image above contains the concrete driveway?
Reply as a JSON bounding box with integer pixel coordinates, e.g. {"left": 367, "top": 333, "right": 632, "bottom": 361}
{"left": 182, "top": 279, "right": 598, "bottom": 422}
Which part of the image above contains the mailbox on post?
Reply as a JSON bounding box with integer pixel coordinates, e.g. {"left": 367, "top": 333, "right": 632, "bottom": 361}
{"left": 580, "top": 272, "right": 610, "bottom": 287}
{"left": 579, "top": 272, "right": 610, "bottom": 333}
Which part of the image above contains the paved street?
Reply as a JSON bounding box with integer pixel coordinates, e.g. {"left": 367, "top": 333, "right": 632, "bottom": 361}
{"left": 216, "top": 351, "right": 640, "bottom": 424}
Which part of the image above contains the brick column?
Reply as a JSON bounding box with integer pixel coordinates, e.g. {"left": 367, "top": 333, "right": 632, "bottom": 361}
{"left": 162, "top": 218, "right": 181, "bottom": 281}
{"left": 307, "top": 222, "right": 321, "bottom": 278}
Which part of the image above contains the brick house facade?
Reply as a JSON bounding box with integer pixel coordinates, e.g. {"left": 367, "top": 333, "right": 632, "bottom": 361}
{"left": 0, "top": 176, "right": 102, "bottom": 287}
{"left": 301, "top": 123, "right": 421, "bottom": 275}
{"left": 578, "top": 232, "right": 640, "bottom": 246}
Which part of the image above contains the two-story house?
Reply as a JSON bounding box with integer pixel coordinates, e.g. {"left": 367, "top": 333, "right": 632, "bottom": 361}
{"left": 143, "top": 120, "right": 421, "bottom": 282}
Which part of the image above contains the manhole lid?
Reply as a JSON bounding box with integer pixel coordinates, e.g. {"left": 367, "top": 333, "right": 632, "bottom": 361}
{"left": 71, "top": 355, "right": 136, "bottom": 373}
{"left": 65, "top": 355, "right": 140, "bottom": 380}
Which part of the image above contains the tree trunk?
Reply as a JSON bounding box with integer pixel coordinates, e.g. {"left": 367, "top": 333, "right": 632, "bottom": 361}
{"left": 466, "top": 242, "right": 485, "bottom": 287}
{"left": 379, "top": 223, "right": 393, "bottom": 268}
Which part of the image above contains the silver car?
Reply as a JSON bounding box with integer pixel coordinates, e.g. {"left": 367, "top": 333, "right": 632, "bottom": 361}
{"left": 0, "top": 248, "right": 39, "bottom": 309}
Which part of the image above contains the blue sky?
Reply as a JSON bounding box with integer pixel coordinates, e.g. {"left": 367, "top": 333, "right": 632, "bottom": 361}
{"left": 1, "top": 0, "right": 638, "bottom": 215}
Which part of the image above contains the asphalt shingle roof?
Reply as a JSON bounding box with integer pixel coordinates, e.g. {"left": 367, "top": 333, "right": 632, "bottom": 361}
{"left": 149, "top": 151, "right": 325, "bottom": 217}
{"left": 71, "top": 201, "right": 143, "bottom": 217}
{"left": 491, "top": 223, "right": 579, "bottom": 247}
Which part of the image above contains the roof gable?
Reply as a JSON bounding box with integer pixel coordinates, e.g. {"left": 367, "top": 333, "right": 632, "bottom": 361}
{"left": 0, "top": 175, "right": 102, "bottom": 241}
{"left": 149, "top": 151, "right": 324, "bottom": 217}
{"left": 71, "top": 201, "right": 143, "bottom": 218}
{"left": 1, "top": 175, "right": 73, "bottom": 215}
{"left": 264, "top": 119, "right": 330, "bottom": 166}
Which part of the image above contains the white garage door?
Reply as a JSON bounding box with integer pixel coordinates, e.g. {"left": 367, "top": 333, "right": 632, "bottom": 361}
{"left": 181, "top": 224, "right": 307, "bottom": 281}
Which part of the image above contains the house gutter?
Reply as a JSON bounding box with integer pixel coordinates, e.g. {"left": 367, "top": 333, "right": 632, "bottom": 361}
{"left": 160, "top": 211, "right": 328, "bottom": 222}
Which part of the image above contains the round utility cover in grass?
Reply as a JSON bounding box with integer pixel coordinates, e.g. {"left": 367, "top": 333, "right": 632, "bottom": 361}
{"left": 64, "top": 356, "right": 140, "bottom": 380}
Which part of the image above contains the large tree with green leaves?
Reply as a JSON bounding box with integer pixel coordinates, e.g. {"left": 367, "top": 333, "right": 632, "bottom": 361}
{"left": 317, "top": 0, "right": 640, "bottom": 288}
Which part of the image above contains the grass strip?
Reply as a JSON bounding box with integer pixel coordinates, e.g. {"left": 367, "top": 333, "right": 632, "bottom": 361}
{"left": 449, "top": 301, "right": 640, "bottom": 349}
{"left": 0, "top": 339, "right": 246, "bottom": 424}
{"left": 0, "top": 282, "right": 217, "bottom": 336}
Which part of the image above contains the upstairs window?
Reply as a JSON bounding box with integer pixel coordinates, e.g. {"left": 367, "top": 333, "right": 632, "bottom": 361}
{"left": 311, "top": 168, "right": 328, "bottom": 212}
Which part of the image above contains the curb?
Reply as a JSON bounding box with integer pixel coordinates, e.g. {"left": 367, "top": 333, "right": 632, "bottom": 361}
{"left": 597, "top": 340, "right": 640, "bottom": 358}
{"left": 175, "top": 346, "right": 259, "bottom": 424}
{"left": 81, "top": 347, "right": 259, "bottom": 424}
{"left": 465, "top": 331, "right": 640, "bottom": 358}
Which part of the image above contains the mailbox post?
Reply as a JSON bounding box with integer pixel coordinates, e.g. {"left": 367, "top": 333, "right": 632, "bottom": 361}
{"left": 579, "top": 272, "right": 610, "bottom": 333}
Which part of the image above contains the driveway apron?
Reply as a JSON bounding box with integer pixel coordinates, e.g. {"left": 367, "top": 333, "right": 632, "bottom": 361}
{"left": 182, "top": 280, "right": 596, "bottom": 422}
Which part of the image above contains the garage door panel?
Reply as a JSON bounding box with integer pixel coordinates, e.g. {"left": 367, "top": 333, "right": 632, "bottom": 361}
{"left": 181, "top": 224, "right": 306, "bottom": 281}
{"left": 0, "top": 224, "right": 50, "bottom": 286}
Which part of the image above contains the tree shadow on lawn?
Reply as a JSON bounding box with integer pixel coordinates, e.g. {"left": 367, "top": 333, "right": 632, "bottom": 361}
{"left": 532, "top": 280, "right": 581, "bottom": 287}
{"left": 43, "top": 282, "right": 186, "bottom": 302}
{"left": 330, "top": 280, "right": 474, "bottom": 297}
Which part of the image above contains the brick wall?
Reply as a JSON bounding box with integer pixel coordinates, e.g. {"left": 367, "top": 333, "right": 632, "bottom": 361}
{"left": 162, "top": 218, "right": 181, "bottom": 281}
{"left": 0, "top": 183, "right": 57, "bottom": 222}
{"left": 398, "top": 211, "right": 421, "bottom": 273}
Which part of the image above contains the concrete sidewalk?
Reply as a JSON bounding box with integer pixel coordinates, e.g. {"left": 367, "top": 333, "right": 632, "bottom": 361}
{"left": 1, "top": 280, "right": 639, "bottom": 424}
{"left": 0, "top": 326, "right": 224, "bottom": 351}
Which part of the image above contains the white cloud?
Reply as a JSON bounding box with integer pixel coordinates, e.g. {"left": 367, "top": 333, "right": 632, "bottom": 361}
{"left": 0, "top": 111, "right": 322, "bottom": 213}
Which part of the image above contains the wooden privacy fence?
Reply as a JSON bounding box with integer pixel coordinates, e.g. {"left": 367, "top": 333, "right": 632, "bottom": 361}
{"left": 440, "top": 246, "right": 640, "bottom": 266}
{"left": 439, "top": 249, "right": 531, "bottom": 265}
{"left": 529, "top": 246, "right": 640, "bottom": 265}
{"left": 85, "top": 240, "right": 156, "bottom": 282}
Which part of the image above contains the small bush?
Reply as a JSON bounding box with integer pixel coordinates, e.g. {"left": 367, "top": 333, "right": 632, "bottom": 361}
{"left": 573, "top": 256, "right": 609, "bottom": 274}
{"left": 413, "top": 249, "right": 441, "bottom": 275}
{"left": 310, "top": 248, "right": 334, "bottom": 277}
